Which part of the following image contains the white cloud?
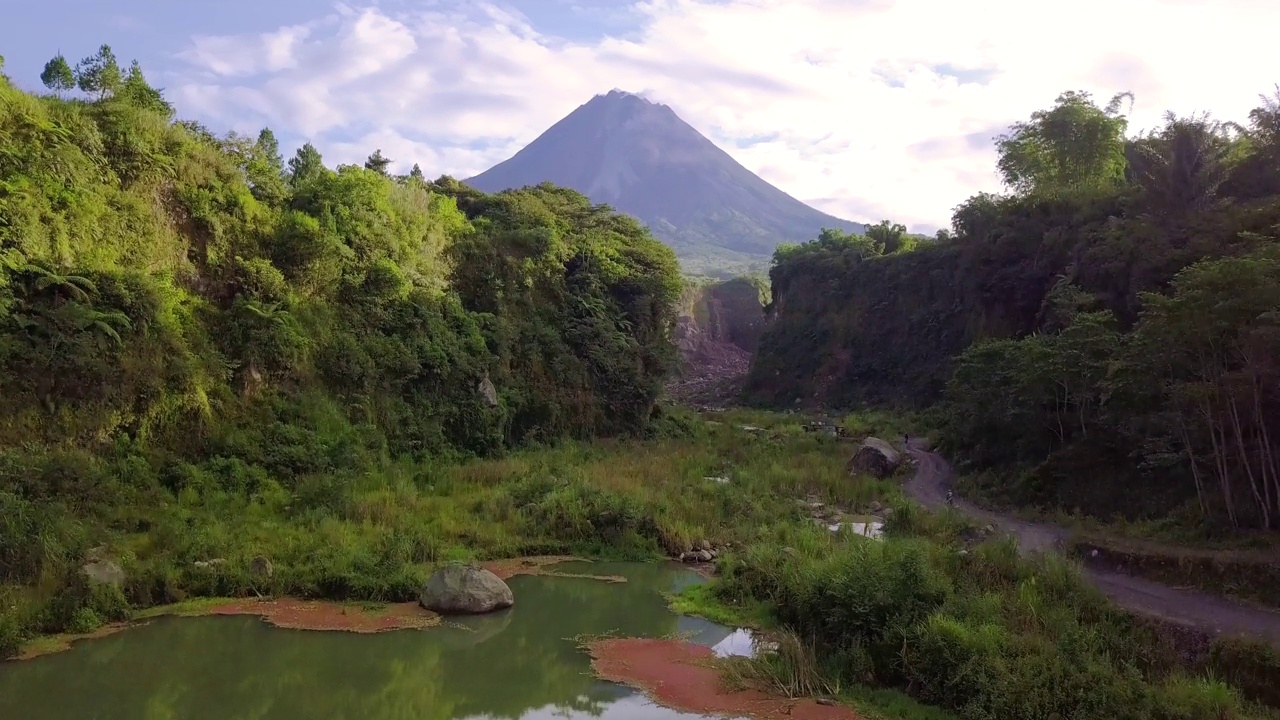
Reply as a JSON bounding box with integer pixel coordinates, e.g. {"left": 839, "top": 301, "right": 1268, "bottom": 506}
{"left": 169, "top": 0, "right": 1280, "bottom": 231}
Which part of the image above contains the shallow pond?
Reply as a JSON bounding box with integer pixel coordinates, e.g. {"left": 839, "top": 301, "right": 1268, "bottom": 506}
{"left": 0, "top": 562, "right": 755, "bottom": 720}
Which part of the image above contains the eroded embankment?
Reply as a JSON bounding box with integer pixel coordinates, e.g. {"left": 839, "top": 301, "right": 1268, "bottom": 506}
{"left": 586, "top": 637, "right": 860, "bottom": 720}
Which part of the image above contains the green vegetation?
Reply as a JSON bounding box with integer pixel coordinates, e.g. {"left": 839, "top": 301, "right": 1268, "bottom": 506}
{"left": 0, "top": 48, "right": 687, "bottom": 657}
{"left": 748, "top": 87, "right": 1280, "bottom": 542}
{"left": 705, "top": 521, "right": 1279, "bottom": 720}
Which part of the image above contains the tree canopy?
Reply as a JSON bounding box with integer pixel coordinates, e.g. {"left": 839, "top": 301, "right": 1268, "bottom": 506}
{"left": 749, "top": 86, "right": 1280, "bottom": 532}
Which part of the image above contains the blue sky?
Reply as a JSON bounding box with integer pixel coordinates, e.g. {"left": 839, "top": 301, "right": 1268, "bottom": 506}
{"left": 3, "top": 0, "right": 1276, "bottom": 231}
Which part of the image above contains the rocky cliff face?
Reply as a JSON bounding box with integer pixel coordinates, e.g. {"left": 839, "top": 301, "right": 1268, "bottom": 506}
{"left": 666, "top": 278, "right": 766, "bottom": 405}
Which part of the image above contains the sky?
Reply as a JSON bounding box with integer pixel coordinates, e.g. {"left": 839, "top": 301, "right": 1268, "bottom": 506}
{"left": 2, "top": 0, "right": 1277, "bottom": 233}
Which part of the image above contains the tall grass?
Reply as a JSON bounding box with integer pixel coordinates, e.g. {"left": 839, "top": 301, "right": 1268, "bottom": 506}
{"left": 714, "top": 524, "right": 1272, "bottom": 720}
{"left": 0, "top": 408, "right": 875, "bottom": 655}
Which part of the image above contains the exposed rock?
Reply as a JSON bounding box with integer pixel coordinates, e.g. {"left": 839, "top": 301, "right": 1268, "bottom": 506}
{"left": 420, "top": 564, "right": 514, "bottom": 615}
{"left": 194, "top": 558, "right": 227, "bottom": 569}
{"left": 250, "top": 555, "right": 274, "bottom": 579}
{"left": 697, "top": 539, "right": 712, "bottom": 551}
{"left": 82, "top": 560, "right": 125, "bottom": 589}
{"left": 869, "top": 500, "right": 884, "bottom": 513}
{"left": 478, "top": 376, "right": 499, "bottom": 407}
{"left": 86, "top": 545, "right": 107, "bottom": 562}
{"left": 681, "top": 550, "right": 714, "bottom": 563}
{"left": 846, "top": 437, "right": 903, "bottom": 478}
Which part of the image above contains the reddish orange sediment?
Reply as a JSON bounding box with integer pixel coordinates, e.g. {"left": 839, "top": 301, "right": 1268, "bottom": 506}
{"left": 586, "top": 638, "right": 862, "bottom": 720}
{"left": 482, "top": 555, "right": 627, "bottom": 583}
{"left": 208, "top": 598, "right": 441, "bottom": 632}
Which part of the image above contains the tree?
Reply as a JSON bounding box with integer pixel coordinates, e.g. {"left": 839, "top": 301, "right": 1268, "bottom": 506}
{"left": 287, "top": 142, "right": 326, "bottom": 188}
{"left": 1127, "top": 112, "right": 1232, "bottom": 220}
{"left": 409, "top": 164, "right": 425, "bottom": 182}
{"left": 950, "top": 192, "right": 1005, "bottom": 241}
{"left": 866, "top": 220, "right": 910, "bottom": 254}
{"left": 118, "top": 59, "right": 173, "bottom": 115}
{"left": 246, "top": 128, "right": 288, "bottom": 205}
{"left": 364, "top": 149, "right": 392, "bottom": 175}
{"left": 995, "top": 90, "right": 1132, "bottom": 196}
{"left": 1127, "top": 251, "right": 1280, "bottom": 529}
{"left": 39, "top": 54, "right": 75, "bottom": 95}
{"left": 74, "top": 44, "right": 122, "bottom": 99}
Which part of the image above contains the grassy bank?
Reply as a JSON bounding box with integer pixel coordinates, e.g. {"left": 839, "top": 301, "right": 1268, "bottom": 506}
{"left": 692, "top": 516, "right": 1280, "bottom": 720}
{"left": 1, "top": 408, "right": 898, "bottom": 659}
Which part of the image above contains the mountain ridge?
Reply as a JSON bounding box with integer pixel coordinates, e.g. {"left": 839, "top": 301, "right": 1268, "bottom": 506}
{"left": 465, "top": 90, "right": 866, "bottom": 275}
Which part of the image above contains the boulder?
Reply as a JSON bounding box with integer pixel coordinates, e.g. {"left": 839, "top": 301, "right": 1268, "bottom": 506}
{"left": 250, "top": 555, "right": 274, "bottom": 579}
{"left": 478, "top": 376, "right": 499, "bottom": 407}
{"left": 420, "top": 564, "right": 513, "bottom": 615}
{"left": 846, "top": 437, "right": 902, "bottom": 478}
{"left": 82, "top": 560, "right": 125, "bottom": 589}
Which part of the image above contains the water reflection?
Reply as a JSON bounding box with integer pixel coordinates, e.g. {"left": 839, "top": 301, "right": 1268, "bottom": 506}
{"left": 0, "top": 562, "right": 740, "bottom": 720}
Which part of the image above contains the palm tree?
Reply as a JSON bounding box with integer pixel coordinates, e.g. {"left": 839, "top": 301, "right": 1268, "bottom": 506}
{"left": 1128, "top": 112, "right": 1232, "bottom": 220}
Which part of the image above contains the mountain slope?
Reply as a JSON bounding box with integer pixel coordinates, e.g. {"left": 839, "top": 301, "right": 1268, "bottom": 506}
{"left": 465, "top": 90, "right": 865, "bottom": 275}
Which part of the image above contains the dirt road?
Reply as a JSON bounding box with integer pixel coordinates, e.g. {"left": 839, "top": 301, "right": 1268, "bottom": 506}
{"left": 903, "top": 440, "right": 1280, "bottom": 647}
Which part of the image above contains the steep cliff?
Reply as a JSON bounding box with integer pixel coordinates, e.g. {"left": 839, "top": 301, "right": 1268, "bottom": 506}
{"left": 667, "top": 277, "right": 766, "bottom": 404}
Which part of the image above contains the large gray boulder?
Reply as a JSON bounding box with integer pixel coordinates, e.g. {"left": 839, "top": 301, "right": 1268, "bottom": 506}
{"left": 846, "top": 437, "right": 903, "bottom": 478}
{"left": 82, "top": 559, "right": 125, "bottom": 589}
{"left": 420, "top": 564, "right": 513, "bottom": 615}
{"left": 478, "top": 376, "right": 499, "bottom": 407}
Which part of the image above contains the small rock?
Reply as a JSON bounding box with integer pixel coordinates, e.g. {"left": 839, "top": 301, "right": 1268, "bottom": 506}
{"left": 869, "top": 500, "right": 884, "bottom": 512}
{"left": 193, "top": 558, "right": 227, "bottom": 569}
{"left": 86, "top": 545, "right": 107, "bottom": 562}
{"left": 250, "top": 556, "right": 273, "bottom": 578}
{"left": 782, "top": 547, "right": 799, "bottom": 557}
{"left": 82, "top": 560, "right": 125, "bottom": 589}
{"left": 816, "top": 698, "right": 837, "bottom": 707}
{"left": 1090, "top": 549, "right": 1100, "bottom": 558}
{"left": 697, "top": 539, "right": 712, "bottom": 551}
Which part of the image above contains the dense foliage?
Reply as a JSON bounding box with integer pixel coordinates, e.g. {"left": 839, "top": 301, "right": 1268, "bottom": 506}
{"left": 0, "top": 49, "right": 680, "bottom": 653}
{"left": 747, "top": 88, "right": 1280, "bottom": 531}
{"left": 716, "top": 520, "right": 1278, "bottom": 720}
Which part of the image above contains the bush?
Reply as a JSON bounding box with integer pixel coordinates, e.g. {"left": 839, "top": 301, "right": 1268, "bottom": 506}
{"left": 718, "top": 532, "right": 1273, "bottom": 720}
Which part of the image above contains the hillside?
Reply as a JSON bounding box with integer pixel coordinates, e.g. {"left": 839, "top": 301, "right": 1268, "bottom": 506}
{"left": 746, "top": 88, "right": 1280, "bottom": 530}
{"left": 466, "top": 90, "right": 866, "bottom": 276}
{"left": 0, "top": 50, "right": 681, "bottom": 653}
